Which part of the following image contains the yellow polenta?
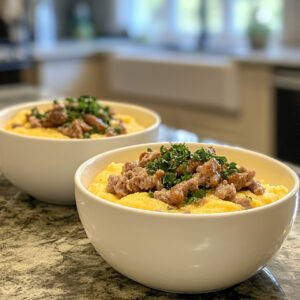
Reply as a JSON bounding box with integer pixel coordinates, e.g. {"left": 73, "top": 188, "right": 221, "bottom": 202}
{"left": 5, "top": 109, "right": 144, "bottom": 139}
{"left": 88, "top": 162, "right": 289, "bottom": 214}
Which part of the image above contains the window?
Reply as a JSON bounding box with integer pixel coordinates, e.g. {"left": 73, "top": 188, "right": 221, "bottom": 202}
{"left": 127, "top": 0, "right": 166, "bottom": 43}
{"left": 207, "top": 0, "right": 224, "bottom": 35}
{"left": 126, "top": 0, "right": 283, "bottom": 49}
{"left": 174, "top": 0, "right": 201, "bottom": 35}
{"left": 232, "top": 0, "right": 283, "bottom": 34}
{"left": 127, "top": 0, "right": 201, "bottom": 46}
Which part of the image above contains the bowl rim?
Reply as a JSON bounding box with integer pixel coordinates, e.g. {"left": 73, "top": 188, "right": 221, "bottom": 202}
{"left": 0, "top": 99, "right": 161, "bottom": 143}
{"left": 75, "top": 142, "right": 299, "bottom": 218}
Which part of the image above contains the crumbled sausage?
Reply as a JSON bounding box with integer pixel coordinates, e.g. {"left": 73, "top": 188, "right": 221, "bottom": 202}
{"left": 106, "top": 129, "right": 117, "bottom": 137}
{"left": 127, "top": 168, "right": 163, "bottom": 192}
{"left": 58, "top": 119, "right": 84, "bottom": 138}
{"left": 153, "top": 189, "right": 171, "bottom": 205}
{"left": 11, "top": 123, "right": 22, "bottom": 128}
{"left": 28, "top": 115, "right": 42, "bottom": 128}
{"left": 107, "top": 174, "right": 128, "bottom": 197}
{"left": 153, "top": 169, "right": 165, "bottom": 190}
{"left": 83, "top": 114, "right": 107, "bottom": 132}
{"left": 114, "top": 119, "right": 127, "bottom": 134}
{"left": 170, "top": 179, "right": 198, "bottom": 206}
{"left": 138, "top": 151, "right": 161, "bottom": 167}
{"left": 215, "top": 180, "right": 236, "bottom": 200}
{"left": 234, "top": 197, "right": 252, "bottom": 209}
{"left": 193, "top": 158, "right": 221, "bottom": 188}
{"left": 227, "top": 167, "right": 256, "bottom": 191}
{"left": 78, "top": 120, "right": 92, "bottom": 133}
{"left": 107, "top": 118, "right": 127, "bottom": 136}
{"left": 249, "top": 180, "right": 265, "bottom": 195}
{"left": 107, "top": 165, "right": 164, "bottom": 196}
{"left": 122, "top": 161, "right": 139, "bottom": 177}
{"left": 41, "top": 105, "right": 68, "bottom": 127}
{"left": 119, "top": 120, "right": 127, "bottom": 134}
{"left": 176, "top": 159, "right": 202, "bottom": 175}
{"left": 126, "top": 167, "right": 157, "bottom": 193}
{"left": 154, "top": 178, "right": 198, "bottom": 207}
{"left": 118, "top": 120, "right": 128, "bottom": 134}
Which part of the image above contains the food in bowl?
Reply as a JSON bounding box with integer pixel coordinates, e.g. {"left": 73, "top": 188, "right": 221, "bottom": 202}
{"left": 5, "top": 95, "right": 144, "bottom": 139}
{"left": 75, "top": 142, "right": 299, "bottom": 293}
{"left": 89, "top": 144, "right": 288, "bottom": 213}
{"left": 0, "top": 100, "right": 160, "bottom": 204}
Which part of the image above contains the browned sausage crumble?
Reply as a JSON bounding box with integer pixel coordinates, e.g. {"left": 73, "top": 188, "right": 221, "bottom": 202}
{"left": 107, "top": 144, "right": 265, "bottom": 210}
{"left": 26, "top": 96, "right": 127, "bottom": 139}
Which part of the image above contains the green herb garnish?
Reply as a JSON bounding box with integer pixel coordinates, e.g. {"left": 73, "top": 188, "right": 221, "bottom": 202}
{"left": 162, "top": 172, "right": 180, "bottom": 189}
{"left": 148, "top": 191, "right": 154, "bottom": 198}
{"left": 220, "top": 162, "right": 241, "bottom": 179}
{"left": 181, "top": 163, "right": 192, "bottom": 181}
{"left": 192, "top": 148, "right": 227, "bottom": 165}
{"left": 113, "top": 127, "right": 121, "bottom": 134}
{"left": 192, "top": 147, "right": 241, "bottom": 179}
{"left": 31, "top": 107, "right": 47, "bottom": 119}
{"left": 63, "top": 96, "right": 113, "bottom": 126}
{"left": 146, "top": 144, "right": 241, "bottom": 190}
{"left": 147, "top": 148, "right": 153, "bottom": 152}
{"left": 83, "top": 132, "right": 91, "bottom": 139}
{"left": 67, "top": 110, "right": 82, "bottom": 121}
{"left": 184, "top": 189, "right": 207, "bottom": 205}
{"left": 90, "top": 126, "right": 99, "bottom": 134}
{"left": 65, "top": 98, "right": 75, "bottom": 103}
{"left": 147, "top": 144, "right": 191, "bottom": 176}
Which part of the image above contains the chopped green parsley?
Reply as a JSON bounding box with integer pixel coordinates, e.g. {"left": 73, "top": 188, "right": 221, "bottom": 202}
{"left": 146, "top": 143, "right": 241, "bottom": 190}
{"left": 148, "top": 191, "right": 154, "bottom": 198}
{"left": 184, "top": 189, "right": 207, "bottom": 205}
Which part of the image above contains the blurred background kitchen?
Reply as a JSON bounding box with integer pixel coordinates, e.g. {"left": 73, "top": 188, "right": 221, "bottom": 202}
{"left": 0, "top": 0, "right": 299, "bottom": 164}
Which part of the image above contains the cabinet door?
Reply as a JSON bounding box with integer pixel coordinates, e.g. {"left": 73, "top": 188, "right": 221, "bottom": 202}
{"left": 38, "top": 57, "right": 107, "bottom": 97}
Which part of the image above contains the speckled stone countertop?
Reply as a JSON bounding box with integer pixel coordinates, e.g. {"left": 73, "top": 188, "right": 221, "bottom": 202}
{"left": 0, "top": 127, "right": 299, "bottom": 300}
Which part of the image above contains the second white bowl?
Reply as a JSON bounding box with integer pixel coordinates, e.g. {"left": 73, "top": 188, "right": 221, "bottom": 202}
{"left": 0, "top": 100, "right": 160, "bottom": 204}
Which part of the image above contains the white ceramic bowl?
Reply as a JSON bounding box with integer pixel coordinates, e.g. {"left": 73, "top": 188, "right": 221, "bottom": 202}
{"left": 0, "top": 100, "right": 160, "bottom": 205}
{"left": 75, "top": 142, "right": 299, "bottom": 293}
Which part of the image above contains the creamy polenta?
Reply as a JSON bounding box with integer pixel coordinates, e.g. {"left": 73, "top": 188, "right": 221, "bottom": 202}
{"left": 89, "top": 162, "right": 289, "bottom": 214}
{"left": 5, "top": 109, "right": 144, "bottom": 139}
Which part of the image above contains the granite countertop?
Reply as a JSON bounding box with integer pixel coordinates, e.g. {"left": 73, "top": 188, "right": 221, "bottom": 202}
{"left": 0, "top": 127, "right": 299, "bottom": 300}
